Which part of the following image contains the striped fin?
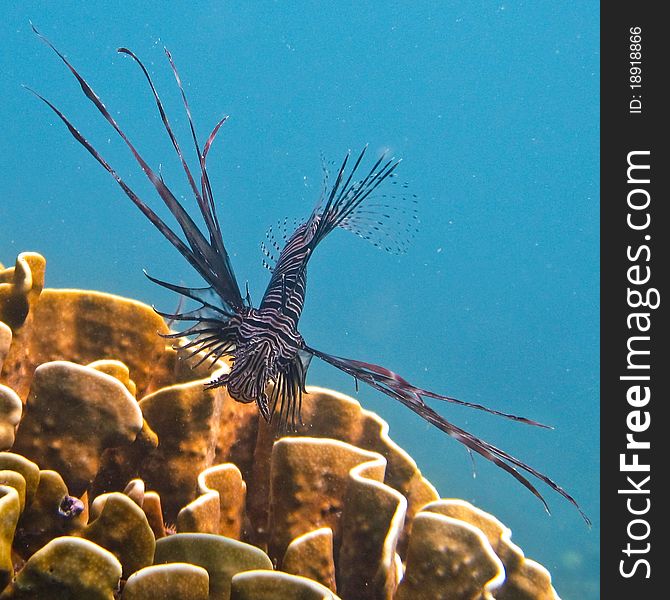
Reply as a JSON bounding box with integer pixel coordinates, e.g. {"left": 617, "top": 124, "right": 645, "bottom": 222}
{"left": 268, "top": 349, "right": 313, "bottom": 433}
{"left": 338, "top": 189, "right": 420, "bottom": 255}
{"left": 260, "top": 148, "right": 404, "bottom": 309}
{"left": 319, "top": 152, "right": 420, "bottom": 255}
{"left": 307, "top": 147, "right": 402, "bottom": 252}
{"left": 305, "top": 344, "right": 591, "bottom": 525}
{"left": 30, "top": 25, "right": 245, "bottom": 314}
{"left": 261, "top": 216, "right": 302, "bottom": 273}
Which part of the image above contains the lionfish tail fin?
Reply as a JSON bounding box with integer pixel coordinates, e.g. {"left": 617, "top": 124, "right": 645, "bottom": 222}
{"left": 305, "top": 344, "right": 591, "bottom": 526}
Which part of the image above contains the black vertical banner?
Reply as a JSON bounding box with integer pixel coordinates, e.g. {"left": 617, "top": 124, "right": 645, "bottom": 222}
{"left": 601, "top": 5, "right": 668, "bottom": 596}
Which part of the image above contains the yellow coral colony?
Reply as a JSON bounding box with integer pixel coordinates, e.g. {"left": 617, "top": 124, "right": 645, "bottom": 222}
{"left": 0, "top": 252, "right": 561, "bottom": 600}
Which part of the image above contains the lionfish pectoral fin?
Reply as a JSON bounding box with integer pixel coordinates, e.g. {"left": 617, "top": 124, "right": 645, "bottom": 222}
{"left": 307, "top": 147, "right": 402, "bottom": 251}
{"left": 31, "top": 25, "right": 245, "bottom": 314}
{"left": 257, "top": 392, "right": 272, "bottom": 422}
{"left": 266, "top": 349, "right": 313, "bottom": 435}
{"left": 304, "top": 344, "right": 591, "bottom": 526}
{"left": 204, "top": 372, "right": 229, "bottom": 390}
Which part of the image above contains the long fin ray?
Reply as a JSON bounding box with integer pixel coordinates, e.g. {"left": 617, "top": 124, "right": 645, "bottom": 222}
{"left": 24, "top": 84, "right": 217, "bottom": 282}
{"left": 117, "top": 45, "right": 230, "bottom": 261}
{"left": 305, "top": 344, "right": 591, "bottom": 525}
{"left": 31, "top": 24, "right": 244, "bottom": 311}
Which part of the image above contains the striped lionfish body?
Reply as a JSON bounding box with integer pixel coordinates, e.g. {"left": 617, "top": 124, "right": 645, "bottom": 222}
{"left": 31, "top": 27, "right": 589, "bottom": 525}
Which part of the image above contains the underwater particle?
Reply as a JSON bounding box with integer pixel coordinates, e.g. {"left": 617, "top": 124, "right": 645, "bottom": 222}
{"left": 561, "top": 549, "right": 583, "bottom": 570}
{"left": 0, "top": 485, "right": 21, "bottom": 591}
{"left": 395, "top": 512, "right": 504, "bottom": 600}
{"left": 0, "top": 536, "right": 122, "bottom": 600}
{"left": 82, "top": 492, "right": 156, "bottom": 579}
{"left": 12, "top": 360, "right": 143, "bottom": 495}
{"left": 0, "top": 386, "right": 21, "bottom": 450}
{"left": 154, "top": 533, "right": 273, "bottom": 600}
{"left": 0, "top": 252, "right": 45, "bottom": 330}
{"left": 230, "top": 569, "right": 342, "bottom": 600}
{"left": 122, "top": 563, "right": 210, "bottom": 600}
{"left": 282, "top": 528, "right": 337, "bottom": 593}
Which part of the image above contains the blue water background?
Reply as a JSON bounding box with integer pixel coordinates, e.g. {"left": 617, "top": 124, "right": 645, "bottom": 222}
{"left": 1, "top": 2, "right": 599, "bottom": 597}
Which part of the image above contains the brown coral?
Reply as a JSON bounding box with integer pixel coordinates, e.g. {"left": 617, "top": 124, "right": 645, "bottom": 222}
{"left": 82, "top": 492, "right": 155, "bottom": 578}
{"left": 122, "top": 563, "right": 210, "bottom": 600}
{"left": 0, "top": 388, "right": 21, "bottom": 451}
{"left": 0, "top": 536, "right": 122, "bottom": 600}
{"left": 0, "top": 252, "right": 45, "bottom": 331}
{"left": 0, "top": 323, "right": 11, "bottom": 373}
{"left": 395, "top": 511, "right": 504, "bottom": 599}
{"left": 0, "top": 251, "right": 564, "bottom": 599}
{"left": 230, "top": 569, "right": 341, "bottom": 600}
{"left": 12, "top": 361, "right": 143, "bottom": 495}
{"left": 154, "top": 533, "right": 273, "bottom": 600}
{"left": 0, "top": 486, "right": 20, "bottom": 590}
{"left": 283, "top": 528, "right": 336, "bottom": 591}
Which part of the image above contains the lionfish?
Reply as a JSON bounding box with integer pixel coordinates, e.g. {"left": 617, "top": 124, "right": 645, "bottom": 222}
{"left": 30, "top": 26, "right": 589, "bottom": 524}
